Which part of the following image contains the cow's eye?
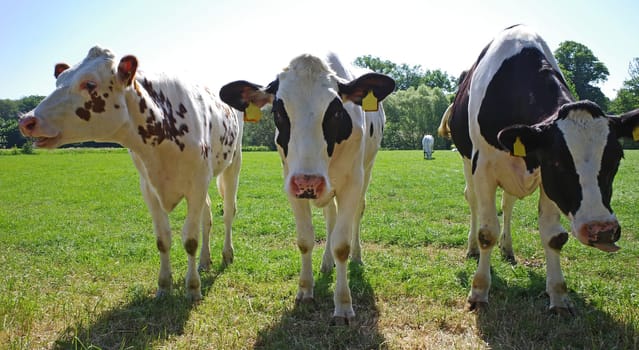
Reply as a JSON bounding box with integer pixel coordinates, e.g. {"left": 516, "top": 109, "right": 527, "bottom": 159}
{"left": 82, "top": 81, "right": 98, "bottom": 92}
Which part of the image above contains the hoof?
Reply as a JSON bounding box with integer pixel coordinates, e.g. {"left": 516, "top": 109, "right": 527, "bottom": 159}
{"left": 198, "top": 260, "right": 212, "bottom": 272}
{"left": 187, "top": 290, "right": 203, "bottom": 302}
{"left": 320, "top": 263, "right": 334, "bottom": 274}
{"left": 350, "top": 257, "right": 364, "bottom": 265}
{"left": 466, "top": 300, "right": 488, "bottom": 312}
{"left": 155, "top": 289, "right": 170, "bottom": 299}
{"left": 503, "top": 254, "right": 517, "bottom": 265}
{"left": 295, "top": 296, "right": 315, "bottom": 306}
{"left": 330, "top": 316, "right": 352, "bottom": 326}
{"left": 466, "top": 251, "right": 480, "bottom": 260}
{"left": 222, "top": 253, "right": 234, "bottom": 266}
{"left": 549, "top": 305, "right": 574, "bottom": 317}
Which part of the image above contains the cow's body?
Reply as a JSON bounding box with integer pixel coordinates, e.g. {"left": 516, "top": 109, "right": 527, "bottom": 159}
{"left": 422, "top": 134, "right": 434, "bottom": 159}
{"left": 220, "top": 53, "right": 394, "bottom": 322}
{"left": 439, "top": 25, "right": 639, "bottom": 312}
{"left": 19, "top": 47, "right": 243, "bottom": 300}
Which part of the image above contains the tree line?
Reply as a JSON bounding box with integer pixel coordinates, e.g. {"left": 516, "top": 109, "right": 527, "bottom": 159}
{"left": 3, "top": 41, "right": 639, "bottom": 150}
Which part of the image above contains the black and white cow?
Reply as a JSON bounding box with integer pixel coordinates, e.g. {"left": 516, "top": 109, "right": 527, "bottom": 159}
{"left": 19, "top": 46, "right": 243, "bottom": 301}
{"left": 220, "top": 53, "right": 395, "bottom": 322}
{"left": 439, "top": 25, "right": 639, "bottom": 312}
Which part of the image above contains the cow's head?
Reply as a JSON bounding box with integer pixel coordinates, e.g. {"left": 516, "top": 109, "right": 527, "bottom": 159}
{"left": 19, "top": 46, "right": 138, "bottom": 148}
{"left": 220, "top": 54, "right": 394, "bottom": 200}
{"left": 498, "top": 100, "right": 639, "bottom": 252}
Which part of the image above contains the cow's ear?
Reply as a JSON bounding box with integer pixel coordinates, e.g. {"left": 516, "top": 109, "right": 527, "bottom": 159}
{"left": 497, "top": 124, "right": 542, "bottom": 157}
{"left": 338, "top": 73, "right": 396, "bottom": 109}
{"left": 117, "top": 55, "right": 138, "bottom": 86}
{"left": 54, "top": 63, "right": 70, "bottom": 79}
{"left": 219, "top": 80, "right": 274, "bottom": 111}
{"left": 610, "top": 108, "right": 639, "bottom": 141}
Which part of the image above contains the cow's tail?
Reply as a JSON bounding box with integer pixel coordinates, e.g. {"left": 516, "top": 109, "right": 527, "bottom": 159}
{"left": 437, "top": 103, "right": 454, "bottom": 139}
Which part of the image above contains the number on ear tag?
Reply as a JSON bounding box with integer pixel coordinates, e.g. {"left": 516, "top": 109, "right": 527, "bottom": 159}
{"left": 513, "top": 137, "right": 526, "bottom": 157}
{"left": 633, "top": 126, "right": 639, "bottom": 141}
{"left": 244, "top": 101, "right": 262, "bottom": 122}
{"left": 362, "top": 91, "right": 378, "bottom": 112}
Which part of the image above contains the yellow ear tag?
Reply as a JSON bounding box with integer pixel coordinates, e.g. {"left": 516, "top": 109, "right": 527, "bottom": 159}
{"left": 244, "top": 101, "right": 262, "bottom": 123}
{"left": 362, "top": 91, "right": 378, "bottom": 112}
{"left": 513, "top": 136, "right": 526, "bottom": 157}
{"left": 633, "top": 126, "right": 639, "bottom": 141}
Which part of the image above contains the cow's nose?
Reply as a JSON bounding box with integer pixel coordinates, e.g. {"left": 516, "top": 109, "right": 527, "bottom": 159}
{"left": 578, "top": 220, "right": 621, "bottom": 252}
{"left": 290, "top": 174, "right": 325, "bottom": 199}
{"left": 19, "top": 116, "right": 38, "bottom": 136}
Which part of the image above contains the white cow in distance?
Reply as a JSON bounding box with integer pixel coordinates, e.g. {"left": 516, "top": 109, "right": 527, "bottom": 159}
{"left": 19, "top": 46, "right": 243, "bottom": 301}
{"left": 422, "top": 134, "right": 434, "bottom": 159}
{"left": 220, "top": 53, "right": 395, "bottom": 323}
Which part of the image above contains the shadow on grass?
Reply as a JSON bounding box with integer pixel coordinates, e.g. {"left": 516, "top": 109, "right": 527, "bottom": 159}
{"left": 458, "top": 268, "right": 638, "bottom": 349}
{"left": 254, "top": 261, "right": 386, "bottom": 349}
{"left": 53, "top": 262, "right": 227, "bottom": 350}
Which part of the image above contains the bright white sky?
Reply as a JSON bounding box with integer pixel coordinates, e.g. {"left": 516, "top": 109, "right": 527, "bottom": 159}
{"left": 1, "top": 0, "right": 637, "bottom": 100}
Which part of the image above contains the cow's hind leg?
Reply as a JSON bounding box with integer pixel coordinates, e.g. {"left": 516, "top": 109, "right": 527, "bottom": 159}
{"left": 538, "top": 187, "right": 573, "bottom": 314}
{"left": 321, "top": 199, "right": 337, "bottom": 274}
{"left": 462, "top": 157, "right": 479, "bottom": 259}
{"left": 499, "top": 191, "right": 517, "bottom": 264}
{"left": 217, "top": 150, "right": 242, "bottom": 265}
{"left": 141, "top": 180, "right": 173, "bottom": 298}
{"left": 198, "top": 194, "right": 213, "bottom": 271}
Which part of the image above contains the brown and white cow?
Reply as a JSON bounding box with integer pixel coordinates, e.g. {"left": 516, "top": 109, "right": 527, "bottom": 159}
{"left": 19, "top": 46, "right": 243, "bottom": 300}
{"left": 220, "top": 53, "right": 395, "bottom": 322}
{"left": 439, "top": 25, "right": 639, "bottom": 313}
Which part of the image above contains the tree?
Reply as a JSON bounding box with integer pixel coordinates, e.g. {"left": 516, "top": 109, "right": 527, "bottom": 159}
{"left": 610, "top": 58, "right": 639, "bottom": 114}
{"left": 554, "top": 41, "right": 609, "bottom": 109}
{"left": 0, "top": 96, "right": 44, "bottom": 148}
{"left": 354, "top": 55, "right": 456, "bottom": 93}
{"left": 242, "top": 105, "right": 276, "bottom": 150}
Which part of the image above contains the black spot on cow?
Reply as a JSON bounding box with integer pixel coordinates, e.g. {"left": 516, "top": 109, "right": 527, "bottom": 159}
{"left": 75, "top": 107, "right": 91, "bottom": 121}
{"left": 471, "top": 151, "right": 479, "bottom": 174}
{"left": 370, "top": 122, "right": 374, "bottom": 137}
{"left": 114, "top": 104, "right": 120, "bottom": 109}
{"left": 322, "top": 98, "right": 352, "bottom": 157}
{"left": 137, "top": 78, "right": 189, "bottom": 151}
{"left": 272, "top": 98, "right": 291, "bottom": 157}
{"left": 177, "top": 103, "right": 187, "bottom": 119}
{"left": 139, "top": 98, "right": 147, "bottom": 114}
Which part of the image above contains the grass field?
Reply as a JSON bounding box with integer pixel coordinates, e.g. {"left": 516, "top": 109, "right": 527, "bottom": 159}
{"left": 1, "top": 148, "right": 638, "bottom": 349}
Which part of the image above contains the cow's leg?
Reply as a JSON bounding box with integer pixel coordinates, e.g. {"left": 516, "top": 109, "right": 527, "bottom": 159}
{"left": 538, "top": 186, "right": 572, "bottom": 313}
{"left": 217, "top": 151, "right": 242, "bottom": 265}
{"left": 332, "top": 180, "right": 363, "bottom": 322}
{"left": 198, "top": 194, "right": 213, "bottom": 271}
{"left": 462, "top": 157, "right": 479, "bottom": 259}
{"left": 182, "top": 191, "right": 208, "bottom": 301}
{"left": 499, "top": 191, "right": 517, "bottom": 264}
{"left": 350, "top": 161, "right": 374, "bottom": 265}
{"left": 468, "top": 166, "right": 499, "bottom": 310}
{"left": 140, "top": 180, "right": 173, "bottom": 297}
{"left": 291, "top": 198, "right": 315, "bottom": 303}
{"left": 321, "top": 198, "right": 337, "bottom": 274}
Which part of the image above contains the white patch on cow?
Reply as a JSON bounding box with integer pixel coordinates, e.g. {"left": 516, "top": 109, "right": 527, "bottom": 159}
{"left": 556, "top": 110, "right": 616, "bottom": 230}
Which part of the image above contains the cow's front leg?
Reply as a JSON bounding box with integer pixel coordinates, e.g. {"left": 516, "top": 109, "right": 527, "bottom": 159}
{"left": 467, "top": 174, "right": 499, "bottom": 310}
{"left": 290, "top": 199, "right": 315, "bottom": 303}
{"left": 183, "top": 192, "right": 207, "bottom": 301}
{"left": 217, "top": 155, "right": 242, "bottom": 266}
{"left": 332, "top": 183, "right": 363, "bottom": 323}
{"left": 141, "top": 181, "right": 173, "bottom": 297}
{"left": 321, "top": 198, "right": 337, "bottom": 274}
{"left": 538, "top": 186, "right": 572, "bottom": 313}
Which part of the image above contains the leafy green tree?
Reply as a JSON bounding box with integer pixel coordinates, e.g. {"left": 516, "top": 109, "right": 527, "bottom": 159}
{"left": 610, "top": 58, "right": 639, "bottom": 114}
{"left": 554, "top": 41, "right": 609, "bottom": 109}
{"left": 381, "top": 85, "right": 450, "bottom": 149}
{"left": 242, "top": 105, "right": 276, "bottom": 150}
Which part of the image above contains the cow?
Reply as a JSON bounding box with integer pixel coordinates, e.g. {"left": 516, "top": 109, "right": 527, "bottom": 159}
{"left": 18, "top": 46, "right": 243, "bottom": 301}
{"left": 422, "top": 134, "right": 434, "bottom": 159}
{"left": 438, "top": 25, "right": 639, "bottom": 313}
{"left": 219, "top": 53, "right": 395, "bottom": 323}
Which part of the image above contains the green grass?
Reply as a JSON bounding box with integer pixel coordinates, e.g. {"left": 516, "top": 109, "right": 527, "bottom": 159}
{"left": 1, "top": 149, "right": 638, "bottom": 349}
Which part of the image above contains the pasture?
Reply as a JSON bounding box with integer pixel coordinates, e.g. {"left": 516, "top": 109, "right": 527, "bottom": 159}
{"left": 1, "top": 149, "right": 638, "bottom": 349}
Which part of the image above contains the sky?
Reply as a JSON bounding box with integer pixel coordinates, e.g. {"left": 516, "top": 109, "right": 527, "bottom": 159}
{"left": 1, "top": 0, "right": 637, "bottom": 101}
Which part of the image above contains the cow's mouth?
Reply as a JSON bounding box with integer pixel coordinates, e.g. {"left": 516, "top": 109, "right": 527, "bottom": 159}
{"left": 576, "top": 221, "right": 621, "bottom": 252}
{"left": 33, "top": 134, "right": 61, "bottom": 148}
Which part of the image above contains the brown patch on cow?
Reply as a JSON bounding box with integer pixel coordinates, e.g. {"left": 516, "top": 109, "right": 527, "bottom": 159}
{"left": 478, "top": 228, "right": 495, "bottom": 249}
{"left": 136, "top": 78, "right": 189, "bottom": 151}
{"left": 551, "top": 281, "right": 568, "bottom": 295}
{"left": 156, "top": 239, "right": 168, "bottom": 253}
{"left": 472, "top": 274, "right": 489, "bottom": 290}
{"left": 184, "top": 238, "right": 198, "bottom": 256}
{"left": 75, "top": 108, "right": 91, "bottom": 121}
{"left": 334, "top": 244, "right": 350, "bottom": 262}
{"left": 188, "top": 277, "right": 200, "bottom": 290}
{"left": 139, "top": 98, "right": 147, "bottom": 114}
{"left": 298, "top": 243, "right": 309, "bottom": 254}
{"left": 89, "top": 91, "right": 106, "bottom": 113}
{"left": 549, "top": 232, "right": 569, "bottom": 251}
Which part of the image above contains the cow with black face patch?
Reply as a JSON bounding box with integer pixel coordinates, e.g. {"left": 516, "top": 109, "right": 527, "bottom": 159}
{"left": 220, "top": 53, "right": 395, "bottom": 323}
{"left": 19, "top": 46, "right": 243, "bottom": 301}
{"left": 439, "top": 25, "right": 639, "bottom": 314}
